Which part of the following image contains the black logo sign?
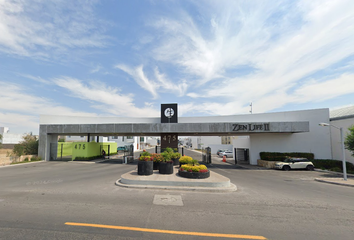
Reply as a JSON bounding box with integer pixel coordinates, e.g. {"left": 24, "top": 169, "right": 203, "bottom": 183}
{"left": 161, "top": 103, "right": 178, "bottom": 123}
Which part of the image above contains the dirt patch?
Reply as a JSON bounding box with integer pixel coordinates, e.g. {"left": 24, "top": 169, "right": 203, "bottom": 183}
{"left": 0, "top": 149, "right": 12, "bottom": 156}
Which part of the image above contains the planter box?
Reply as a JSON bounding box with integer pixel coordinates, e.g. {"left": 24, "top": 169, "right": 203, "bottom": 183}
{"left": 179, "top": 162, "right": 189, "bottom": 167}
{"left": 159, "top": 162, "right": 173, "bottom": 174}
{"left": 178, "top": 170, "right": 210, "bottom": 179}
{"left": 138, "top": 161, "right": 153, "bottom": 175}
{"left": 172, "top": 157, "right": 180, "bottom": 166}
{"left": 257, "top": 159, "right": 276, "bottom": 169}
{"left": 153, "top": 161, "right": 160, "bottom": 170}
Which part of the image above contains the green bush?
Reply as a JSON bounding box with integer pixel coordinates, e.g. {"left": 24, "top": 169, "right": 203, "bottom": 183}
{"left": 260, "top": 152, "right": 314, "bottom": 161}
{"left": 13, "top": 144, "right": 24, "bottom": 157}
{"left": 13, "top": 134, "right": 38, "bottom": 156}
{"left": 180, "top": 164, "right": 208, "bottom": 172}
{"left": 74, "top": 155, "right": 101, "bottom": 161}
{"left": 179, "top": 156, "right": 193, "bottom": 164}
{"left": 312, "top": 159, "right": 354, "bottom": 174}
{"left": 30, "top": 156, "right": 42, "bottom": 161}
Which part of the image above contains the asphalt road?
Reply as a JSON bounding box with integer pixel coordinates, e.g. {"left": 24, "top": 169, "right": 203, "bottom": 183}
{"left": 0, "top": 149, "right": 353, "bottom": 240}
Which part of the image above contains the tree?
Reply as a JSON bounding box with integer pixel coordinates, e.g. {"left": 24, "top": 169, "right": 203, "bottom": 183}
{"left": 344, "top": 125, "right": 354, "bottom": 157}
{"left": 0, "top": 134, "right": 2, "bottom": 149}
{"left": 13, "top": 133, "right": 39, "bottom": 156}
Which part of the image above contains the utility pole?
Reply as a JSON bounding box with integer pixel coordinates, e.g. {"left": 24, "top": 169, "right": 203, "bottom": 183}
{"left": 249, "top": 102, "right": 253, "bottom": 114}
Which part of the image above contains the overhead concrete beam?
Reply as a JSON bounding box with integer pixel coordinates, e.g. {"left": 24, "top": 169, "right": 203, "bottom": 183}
{"left": 41, "top": 121, "right": 309, "bottom": 136}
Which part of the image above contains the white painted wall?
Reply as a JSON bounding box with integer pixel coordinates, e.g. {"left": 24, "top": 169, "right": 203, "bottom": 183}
{"left": 232, "top": 136, "right": 250, "bottom": 149}
{"left": 248, "top": 109, "right": 332, "bottom": 165}
{"left": 330, "top": 118, "right": 354, "bottom": 164}
{"left": 146, "top": 137, "right": 158, "bottom": 146}
{"left": 0, "top": 127, "right": 24, "bottom": 144}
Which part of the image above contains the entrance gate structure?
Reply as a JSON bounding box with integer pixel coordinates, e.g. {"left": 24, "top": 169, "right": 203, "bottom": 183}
{"left": 38, "top": 106, "right": 332, "bottom": 165}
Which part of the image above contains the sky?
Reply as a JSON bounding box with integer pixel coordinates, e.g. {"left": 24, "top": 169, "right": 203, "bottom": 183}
{"left": 0, "top": 0, "right": 354, "bottom": 135}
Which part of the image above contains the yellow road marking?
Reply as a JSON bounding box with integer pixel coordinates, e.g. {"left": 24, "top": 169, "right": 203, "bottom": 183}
{"left": 65, "top": 222, "right": 267, "bottom": 239}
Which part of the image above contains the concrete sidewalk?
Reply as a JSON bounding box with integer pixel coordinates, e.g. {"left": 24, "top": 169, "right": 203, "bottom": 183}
{"left": 116, "top": 166, "right": 237, "bottom": 192}
{"left": 315, "top": 178, "right": 354, "bottom": 187}
{"left": 213, "top": 154, "right": 354, "bottom": 188}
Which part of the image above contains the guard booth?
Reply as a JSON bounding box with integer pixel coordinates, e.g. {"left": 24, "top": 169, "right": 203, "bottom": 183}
{"left": 123, "top": 144, "right": 134, "bottom": 163}
{"left": 234, "top": 148, "right": 249, "bottom": 164}
{"left": 202, "top": 147, "right": 211, "bottom": 164}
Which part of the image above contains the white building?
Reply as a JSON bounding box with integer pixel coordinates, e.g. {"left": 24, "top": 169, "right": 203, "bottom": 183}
{"left": 60, "top": 135, "right": 159, "bottom": 152}
{"left": 0, "top": 127, "right": 24, "bottom": 145}
{"left": 330, "top": 106, "right": 354, "bottom": 164}
{"left": 39, "top": 108, "right": 332, "bottom": 164}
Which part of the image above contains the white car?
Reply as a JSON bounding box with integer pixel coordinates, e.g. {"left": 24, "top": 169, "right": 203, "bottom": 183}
{"left": 274, "top": 158, "right": 315, "bottom": 171}
{"left": 219, "top": 151, "right": 234, "bottom": 158}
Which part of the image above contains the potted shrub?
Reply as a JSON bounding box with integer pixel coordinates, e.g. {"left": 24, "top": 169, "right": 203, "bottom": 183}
{"left": 159, "top": 151, "right": 174, "bottom": 174}
{"left": 151, "top": 153, "right": 163, "bottom": 170}
{"left": 178, "top": 164, "right": 210, "bottom": 179}
{"left": 171, "top": 151, "right": 181, "bottom": 166}
{"left": 138, "top": 151, "right": 153, "bottom": 175}
{"left": 179, "top": 156, "right": 193, "bottom": 167}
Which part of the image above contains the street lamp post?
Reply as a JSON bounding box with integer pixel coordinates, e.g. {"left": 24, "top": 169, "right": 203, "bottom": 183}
{"left": 319, "top": 123, "right": 347, "bottom": 181}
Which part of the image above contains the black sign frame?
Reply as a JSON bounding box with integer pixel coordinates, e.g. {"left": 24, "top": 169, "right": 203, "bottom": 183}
{"left": 161, "top": 103, "right": 178, "bottom": 123}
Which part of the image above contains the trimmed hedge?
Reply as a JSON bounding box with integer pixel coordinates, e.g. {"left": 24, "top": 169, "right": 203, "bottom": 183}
{"left": 312, "top": 159, "right": 354, "bottom": 174}
{"left": 74, "top": 155, "right": 101, "bottom": 161}
{"left": 260, "top": 152, "right": 314, "bottom": 161}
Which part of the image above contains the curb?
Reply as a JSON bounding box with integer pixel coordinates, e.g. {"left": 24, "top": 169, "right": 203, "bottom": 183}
{"left": 0, "top": 160, "right": 45, "bottom": 168}
{"left": 314, "top": 178, "right": 354, "bottom": 188}
{"left": 314, "top": 169, "right": 354, "bottom": 178}
{"left": 115, "top": 179, "right": 237, "bottom": 192}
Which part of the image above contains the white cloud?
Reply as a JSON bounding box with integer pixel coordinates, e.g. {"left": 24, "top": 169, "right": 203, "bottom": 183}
{"left": 115, "top": 64, "right": 188, "bottom": 98}
{"left": 90, "top": 65, "right": 102, "bottom": 74}
{"left": 0, "top": 80, "right": 97, "bottom": 133}
{"left": 0, "top": 112, "right": 39, "bottom": 134}
{"left": 146, "top": 0, "right": 354, "bottom": 115}
{"left": 0, "top": 0, "right": 108, "bottom": 59}
{"left": 19, "top": 74, "right": 51, "bottom": 84}
{"left": 154, "top": 67, "right": 188, "bottom": 96}
{"left": 115, "top": 64, "right": 158, "bottom": 99}
{"left": 292, "top": 74, "right": 354, "bottom": 103}
{"left": 53, "top": 76, "right": 159, "bottom": 117}
{"left": 0, "top": 81, "right": 95, "bottom": 117}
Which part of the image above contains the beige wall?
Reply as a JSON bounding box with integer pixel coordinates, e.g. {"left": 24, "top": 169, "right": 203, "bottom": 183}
{"left": 0, "top": 149, "right": 37, "bottom": 166}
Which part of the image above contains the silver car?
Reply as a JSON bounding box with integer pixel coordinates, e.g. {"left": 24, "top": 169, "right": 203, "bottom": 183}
{"left": 274, "top": 158, "right": 315, "bottom": 171}
{"left": 219, "top": 150, "right": 234, "bottom": 158}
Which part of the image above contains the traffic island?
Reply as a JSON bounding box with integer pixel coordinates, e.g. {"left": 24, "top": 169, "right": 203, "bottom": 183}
{"left": 116, "top": 167, "right": 236, "bottom": 192}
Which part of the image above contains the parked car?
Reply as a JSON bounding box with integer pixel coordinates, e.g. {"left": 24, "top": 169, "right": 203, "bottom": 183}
{"left": 216, "top": 149, "right": 229, "bottom": 155}
{"left": 117, "top": 146, "right": 128, "bottom": 151}
{"left": 274, "top": 158, "right": 315, "bottom": 171}
{"left": 219, "top": 150, "right": 234, "bottom": 158}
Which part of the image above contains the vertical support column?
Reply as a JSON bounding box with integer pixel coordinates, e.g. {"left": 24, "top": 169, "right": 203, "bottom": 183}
{"left": 160, "top": 133, "right": 178, "bottom": 151}
{"left": 96, "top": 136, "right": 99, "bottom": 142}
{"left": 87, "top": 133, "right": 90, "bottom": 142}
{"left": 38, "top": 125, "right": 47, "bottom": 160}
{"left": 108, "top": 145, "right": 110, "bottom": 159}
{"left": 38, "top": 125, "right": 58, "bottom": 161}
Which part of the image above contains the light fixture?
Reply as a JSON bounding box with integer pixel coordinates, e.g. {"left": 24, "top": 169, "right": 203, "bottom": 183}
{"left": 319, "top": 122, "right": 347, "bottom": 181}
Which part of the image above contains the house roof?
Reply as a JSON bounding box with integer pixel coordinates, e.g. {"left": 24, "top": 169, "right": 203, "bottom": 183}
{"left": 330, "top": 105, "right": 354, "bottom": 120}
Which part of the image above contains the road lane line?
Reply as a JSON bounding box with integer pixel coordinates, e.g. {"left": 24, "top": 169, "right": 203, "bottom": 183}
{"left": 65, "top": 222, "right": 267, "bottom": 239}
